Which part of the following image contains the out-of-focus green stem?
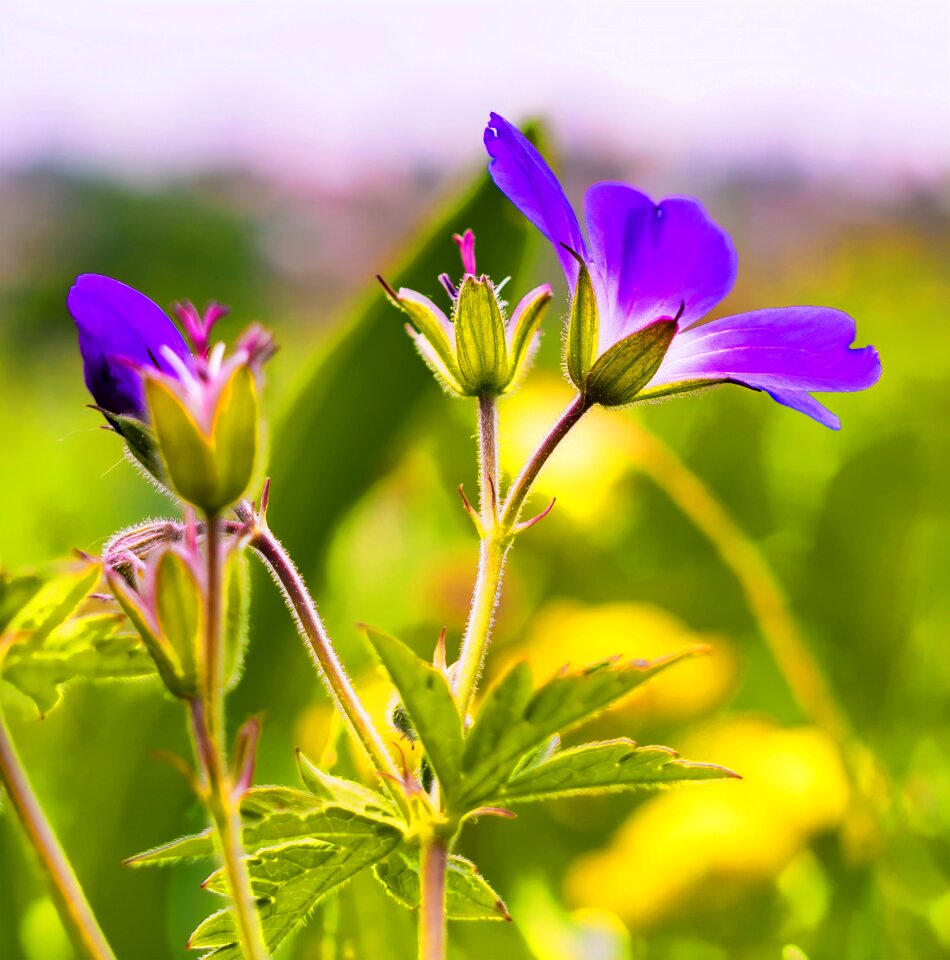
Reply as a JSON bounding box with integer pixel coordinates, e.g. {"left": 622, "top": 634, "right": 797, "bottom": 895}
{"left": 0, "top": 701, "right": 116, "bottom": 960}
{"left": 632, "top": 423, "right": 853, "bottom": 747}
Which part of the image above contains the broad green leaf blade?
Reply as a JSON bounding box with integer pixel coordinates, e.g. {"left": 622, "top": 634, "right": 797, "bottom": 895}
{"left": 363, "top": 625, "right": 463, "bottom": 797}
{"left": 584, "top": 319, "right": 677, "bottom": 406}
{"left": 486, "top": 738, "right": 739, "bottom": 804}
{"left": 190, "top": 834, "right": 402, "bottom": 955}
{"left": 565, "top": 257, "right": 598, "bottom": 388}
{"left": 461, "top": 649, "right": 706, "bottom": 808}
{"left": 3, "top": 565, "right": 100, "bottom": 647}
{"left": 297, "top": 750, "right": 397, "bottom": 818}
{"left": 247, "top": 137, "right": 540, "bottom": 733}
{"left": 373, "top": 849, "right": 510, "bottom": 921}
{"left": 2, "top": 612, "right": 154, "bottom": 714}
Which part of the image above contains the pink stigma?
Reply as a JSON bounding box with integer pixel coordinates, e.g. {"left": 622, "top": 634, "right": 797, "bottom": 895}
{"left": 453, "top": 229, "right": 477, "bottom": 276}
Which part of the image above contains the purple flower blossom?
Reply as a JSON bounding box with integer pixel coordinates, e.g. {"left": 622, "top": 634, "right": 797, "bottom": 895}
{"left": 484, "top": 113, "right": 881, "bottom": 428}
{"left": 68, "top": 274, "right": 195, "bottom": 417}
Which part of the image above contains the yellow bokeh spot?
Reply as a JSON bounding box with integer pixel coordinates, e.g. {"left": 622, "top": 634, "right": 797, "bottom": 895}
{"left": 501, "top": 377, "right": 638, "bottom": 523}
{"left": 566, "top": 716, "right": 850, "bottom": 928}
{"left": 496, "top": 599, "right": 737, "bottom": 724}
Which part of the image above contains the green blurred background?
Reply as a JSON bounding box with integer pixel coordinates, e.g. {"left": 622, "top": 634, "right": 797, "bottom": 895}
{"left": 2, "top": 3, "right": 949, "bottom": 958}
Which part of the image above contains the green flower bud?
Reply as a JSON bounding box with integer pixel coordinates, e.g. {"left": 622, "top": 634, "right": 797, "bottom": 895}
{"left": 145, "top": 364, "right": 259, "bottom": 515}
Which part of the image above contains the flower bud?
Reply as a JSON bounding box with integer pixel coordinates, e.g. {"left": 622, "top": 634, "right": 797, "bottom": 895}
{"left": 146, "top": 364, "right": 260, "bottom": 515}
{"left": 381, "top": 229, "right": 551, "bottom": 398}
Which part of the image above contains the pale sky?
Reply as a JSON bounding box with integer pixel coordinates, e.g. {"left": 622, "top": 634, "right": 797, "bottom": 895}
{"left": 2, "top": 0, "right": 948, "bottom": 184}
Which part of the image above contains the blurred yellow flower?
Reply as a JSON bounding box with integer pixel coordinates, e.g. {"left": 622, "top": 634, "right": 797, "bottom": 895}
{"left": 496, "top": 599, "right": 737, "bottom": 724}
{"left": 566, "top": 716, "right": 850, "bottom": 928}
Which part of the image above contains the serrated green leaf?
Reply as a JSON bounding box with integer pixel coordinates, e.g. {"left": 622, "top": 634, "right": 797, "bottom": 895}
{"left": 2, "top": 610, "right": 154, "bottom": 714}
{"left": 565, "top": 256, "right": 599, "bottom": 388}
{"left": 127, "top": 785, "right": 404, "bottom": 867}
{"left": 3, "top": 565, "right": 100, "bottom": 647}
{"left": 297, "top": 750, "right": 397, "bottom": 818}
{"left": 486, "top": 738, "right": 738, "bottom": 804}
{"left": 124, "top": 830, "right": 215, "bottom": 867}
{"left": 584, "top": 319, "right": 677, "bottom": 406}
{"left": 373, "top": 849, "right": 510, "bottom": 922}
{"left": 190, "top": 834, "right": 402, "bottom": 955}
{"left": 461, "top": 649, "right": 705, "bottom": 808}
{"left": 363, "top": 625, "right": 463, "bottom": 797}
{"left": 454, "top": 276, "right": 508, "bottom": 394}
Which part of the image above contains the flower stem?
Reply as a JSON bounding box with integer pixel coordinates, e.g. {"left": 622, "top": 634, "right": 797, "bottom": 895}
{"left": 246, "top": 523, "right": 405, "bottom": 803}
{"left": 418, "top": 834, "right": 448, "bottom": 960}
{"left": 454, "top": 394, "right": 591, "bottom": 715}
{"left": 0, "top": 703, "right": 115, "bottom": 960}
{"left": 501, "top": 393, "right": 591, "bottom": 529}
{"left": 187, "top": 699, "right": 268, "bottom": 960}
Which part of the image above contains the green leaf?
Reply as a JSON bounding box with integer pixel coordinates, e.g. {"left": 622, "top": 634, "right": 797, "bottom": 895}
{"left": 362, "top": 625, "right": 464, "bottom": 798}
{"left": 297, "top": 750, "right": 397, "bottom": 818}
{"left": 190, "top": 833, "right": 402, "bottom": 955}
{"left": 2, "top": 613, "right": 155, "bottom": 714}
{"left": 212, "top": 365, "right": 259, "bottom": 508}
{"left": 584, "top": 319, "right": 677, "bottom": 406}
{"left": 460, "top": 649, "right": 705, "bottom": 808}
{"left": 3, "top": 565, "right": 100, "bottom": 647}
{"left": 0, "top": 573, "right": 43, "bottom": 634}
{"left": 374, "top": 849, "right": 510, "bottom": 921}
{"left": 126, "top": 785, "right": 404, "bottom": 867}
{"left": 565, "top": 255, "right": 599, "bottom": 389}
{"left": 454, "top": 276, "right": 508, "bottom": 395}
{"left": 485, "top": 738, "right": 738, "bottom": 804}
{"left": 506, "top": 284, "right": 552, "bottom": 390}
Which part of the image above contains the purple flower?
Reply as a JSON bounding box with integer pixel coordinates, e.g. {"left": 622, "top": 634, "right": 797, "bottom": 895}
{"left": 68, "top": 274, "right": 195, "bottom": 417}
{"left": 484, "top": 113, "right": 881, "bottom": 428}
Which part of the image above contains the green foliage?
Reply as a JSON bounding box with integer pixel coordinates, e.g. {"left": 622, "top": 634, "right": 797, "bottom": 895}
{"left": 0, "top": 566, "right": 155, "bottom": 714}
{"left": 190, "top": 833, "right": 402, "bottom": 956}
{"left": 483, "top": 738, "right": 737, "bottom": 805}
{"left": 374, "top": 849, "right": 510, "bottom": 921}
{"left": 296, "top": 750, "right": 398, "bottom": 818}
{"left": 362, "top": 625, "right": 464, "bottom": 800}
{"left": 566, "top": 256, "right": 599, "bottom": 389}
{"left": 584, "top": 320, "right": 678, "bottom": 407}
{"left": 460, "top": 650, "right": 705, "bottom": 808}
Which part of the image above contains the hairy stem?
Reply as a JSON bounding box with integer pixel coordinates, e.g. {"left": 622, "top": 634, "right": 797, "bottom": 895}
{"left": 247, "top": 524, "right": 405, "bottom": 802}
{"left": 501, "top": 393, "right": 591, "bottom": 528}
{"left": 454, "top": 394, "right": 591, "bottom": 715}
{"left": 418, "top": 835, "right": 448, "bottom": 960}
{"left": 633, "top": 424, "right": 854, "bottom": 746}
{"left": 0, "top": 704, "right": 115, "bottom": 960}
{"left": 187, "top": 700, "right": 268, "bottom": 960}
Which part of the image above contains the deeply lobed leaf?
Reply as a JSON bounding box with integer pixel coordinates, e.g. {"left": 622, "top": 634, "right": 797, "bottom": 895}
{"left": 460, "top": 649, "right": 706, "bottom": 808}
